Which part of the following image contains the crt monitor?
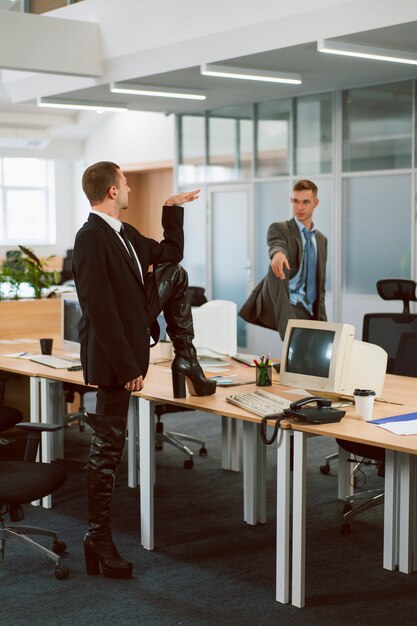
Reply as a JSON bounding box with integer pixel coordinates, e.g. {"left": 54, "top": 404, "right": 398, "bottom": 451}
{"left": 61, "top": 291, "right": 82, "bottom": 354}
{"left": 279, "top": 319, "right": 388, "bottom": 397}
{"left": 188, "top": 300, "right": 237, "bottom": 359}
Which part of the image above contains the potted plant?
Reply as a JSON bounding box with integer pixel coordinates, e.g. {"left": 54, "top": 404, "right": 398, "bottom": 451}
{"left": 0, "top": 247, "right": 60, "bottom": 299}
{"left": 18, "top": 245, "right": 60, "bottom": 299}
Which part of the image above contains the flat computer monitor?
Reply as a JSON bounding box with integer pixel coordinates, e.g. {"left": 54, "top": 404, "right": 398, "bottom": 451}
{"left": 189, "top": 300, "right": 237, "bottom": 359}
{"left": 279, "top": 319, "right": 388, "bottom": 397}
{"left": 61, "top": 291, "right": 82, "bottom": 354}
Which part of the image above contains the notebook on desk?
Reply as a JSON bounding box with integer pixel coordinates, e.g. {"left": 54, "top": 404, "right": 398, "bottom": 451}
{"left": 29, "top": 354, "right": 81, "bottom": 369}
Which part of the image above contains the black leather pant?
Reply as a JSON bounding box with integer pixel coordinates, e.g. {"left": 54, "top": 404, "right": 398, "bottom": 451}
{"left": 87, "top": 263, "right": 194, "bottom": 537}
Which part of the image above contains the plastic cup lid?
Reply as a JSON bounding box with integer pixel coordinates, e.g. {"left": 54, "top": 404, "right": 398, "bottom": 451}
{"left": 353, "top": 388, "right": 376, "bottom": 396}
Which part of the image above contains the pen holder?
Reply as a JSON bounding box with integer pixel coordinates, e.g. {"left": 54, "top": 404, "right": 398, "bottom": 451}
{"left": 255, "top": 364, "right": 272, "bottom": 387}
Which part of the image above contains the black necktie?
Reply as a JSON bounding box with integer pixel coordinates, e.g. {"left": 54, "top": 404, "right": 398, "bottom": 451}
{"left": 119, "top": 225, "right": 143, "bottom": 282}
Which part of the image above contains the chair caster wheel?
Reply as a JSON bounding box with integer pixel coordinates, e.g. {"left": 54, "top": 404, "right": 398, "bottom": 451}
{"left": 52, "top": 540, "right": 67, "bottom": 555}
{"left": 54, "top": 565, "right": 69, "bottom": 580}
{"left": 184, "top": 459, "right": 194, "bottom": 469}
{"left": 199, "top": 447, "right": 207, "bottom": 456}
{"left": 340, "top": 522, "right": 351, "bottom": 535}
{"left": 319, "top": 464, "right": 330, "bottom": 474}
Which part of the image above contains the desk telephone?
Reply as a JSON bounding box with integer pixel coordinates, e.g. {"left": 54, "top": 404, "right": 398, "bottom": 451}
{"left": 283, "top": 396, "right": 346, "bottom": 424}
{"left": 260, "top": 396, "right": 345, "bottom": 445}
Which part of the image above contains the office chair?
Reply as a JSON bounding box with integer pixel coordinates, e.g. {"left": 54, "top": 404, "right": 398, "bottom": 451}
{"left": 363, "top": 278, "right": 417, "bottom": 373}
{"left": 0, "top": 372, "right": 23, "bottom": 446}
{"left": 63, "top": 383, "right": 90, "bottom": 432}
{"left": 338, "top": 300, "right": 417, "bottom": 534}
{"left": 60, "top": 248, "right": 73, "bottom": 284}
{"left": 0, "top": 421, "right": 69, "bottom": 579}
{"left": 154, "top": 286, "right": 208, "bottom": 469}
{"left": 320, "top": 278, "right": 417, "bottom": 477}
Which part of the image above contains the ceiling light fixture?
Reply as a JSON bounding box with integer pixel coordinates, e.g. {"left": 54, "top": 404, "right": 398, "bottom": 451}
{"left": 110, "top": 83, "right": 206, "bottom": 100}
{"left": 37, "top": 98, "right": 128, "bottom": 112}
{"left": 317, "top": 39, "right": 417, "bottom": 66}
{"left": 200, "top": 63, "right": 302, "bottom": 84}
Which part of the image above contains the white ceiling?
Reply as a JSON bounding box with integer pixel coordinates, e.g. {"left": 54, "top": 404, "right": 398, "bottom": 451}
{"left": 1, "top": 0, "right": 417, "bottom": 150}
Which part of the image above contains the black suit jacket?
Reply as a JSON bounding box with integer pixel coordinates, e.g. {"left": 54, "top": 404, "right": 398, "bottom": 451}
{"left": 72, "top": 207, "right": 183, "bottom": 387}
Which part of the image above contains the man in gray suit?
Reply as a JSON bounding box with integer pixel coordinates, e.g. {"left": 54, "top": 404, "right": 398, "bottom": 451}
{"left": 239, "top": 179, "right": 327, "bottom": 340}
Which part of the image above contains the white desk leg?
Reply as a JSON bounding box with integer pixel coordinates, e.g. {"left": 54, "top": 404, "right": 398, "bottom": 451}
{"left": 337, "top": 445, "right": 354, "bottom": 500}
{"left": 221, "top": 416, "right": 240, "bottom": 471}
{"left": 383, "top": 449, "right": 398, "bottom": 570}
{"left": 139, "top": 397, "right": 155, "bottom": 550}
{"left": 242, "top": 421, "right": 260, "bottom": 525}
{"left": 276, "top": 428, "right": 291, "bottom": 604}
{"left": 30, "top": 377, "right": 41, "bottom": 508}
{"left": 399, "top": 453, "right": 413, "bottom": 573}
{"left": 257, "top": 427, "right": 266, "bottom": 523}
{"left": 40, "top": 378, "right": 55, "bottom": 508}
{"left": 292, "top": 430, "right": 307, "bottom": 608}
{"left": 30, "top": 377, "right": 40, "bottom": 426}
{"left": 412, "top": 457, "right": 417, "bottom": 571}
{"left": 127, "top": 397, "right": 139, "bottom": 488}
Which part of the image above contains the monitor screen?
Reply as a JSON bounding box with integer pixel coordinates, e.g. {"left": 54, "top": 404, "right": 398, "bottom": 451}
{"left": 286, "top": 327, "right": 335, "bottom": 378}
{"left": 61, "top": 292, "right": 82, "bottom": 353}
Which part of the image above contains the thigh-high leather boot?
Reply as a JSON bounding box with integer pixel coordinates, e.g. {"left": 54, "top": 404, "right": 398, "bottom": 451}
{"left": 156, "top": 264, "right": 216, "bottom": 399}
{"left": 83, "top": 413, "right": 133, "bottom": 579}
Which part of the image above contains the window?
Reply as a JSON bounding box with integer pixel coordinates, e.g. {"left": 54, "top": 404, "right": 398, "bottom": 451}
{"left": 207, "top": 106, "right": 253, "bottom": 182}
{"left": 343, "top": 82, "right": 413, "bottom": 171}
{"left": 255, "top": 100, "right": 291, "bottom": 177}
{"left": 0, "top": 158, "right": 55, "bottom": 245}
{"left": 294, "top": 92, "right": 332, "bottom": 175}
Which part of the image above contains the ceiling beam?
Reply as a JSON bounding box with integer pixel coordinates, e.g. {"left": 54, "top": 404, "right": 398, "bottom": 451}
{"left": 0, "top": 10, "right": 103, "bottom": 77}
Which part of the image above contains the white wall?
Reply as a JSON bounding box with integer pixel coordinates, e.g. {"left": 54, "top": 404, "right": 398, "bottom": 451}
{"left": 74, "top": 110, "right": 175, "bottom": 231}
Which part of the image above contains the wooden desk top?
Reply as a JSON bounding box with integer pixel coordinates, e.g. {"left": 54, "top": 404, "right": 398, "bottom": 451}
{"left": 287, "top": 374, "right": 417, "bottom": 455}
{"left": 2, "top": 341, "right": 417, "bottom": 452}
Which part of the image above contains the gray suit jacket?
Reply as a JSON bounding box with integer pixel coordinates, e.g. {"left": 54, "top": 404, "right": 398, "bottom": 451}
{"left": 239, "top": 218, "right": 327, "bottom": 339}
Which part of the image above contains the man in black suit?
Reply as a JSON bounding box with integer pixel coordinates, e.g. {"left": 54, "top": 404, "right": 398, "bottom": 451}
{"left": 239, "top": 179, "right": 327, "bottom": 340}
{"left": 72, "top": 161, "right": 215, "bottom": 580}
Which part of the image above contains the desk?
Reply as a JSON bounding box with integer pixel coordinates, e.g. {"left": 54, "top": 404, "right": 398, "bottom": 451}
{"left": 4, "top": 346, "right": 416, "bottom": 609}
{"left": 280, "top": 373, "right": 417, "bottom": 608}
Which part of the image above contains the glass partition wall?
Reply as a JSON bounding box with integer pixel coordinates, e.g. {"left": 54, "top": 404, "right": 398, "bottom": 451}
{"left": 176, "top": 81, "right": 416, "bottom": 352}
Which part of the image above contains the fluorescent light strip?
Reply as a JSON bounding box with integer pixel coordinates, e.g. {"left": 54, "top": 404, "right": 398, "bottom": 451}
{"left": 37, "top": 98, "right": 128, "bottom": 112}
{"left": 201, "top": 63, "right": 302, "bottom": 85}
{"left": 110, "top": 83, "right": 206, "bottom": 100}
{"left": 317, "top": 39, "right": 417, "bottom": 66}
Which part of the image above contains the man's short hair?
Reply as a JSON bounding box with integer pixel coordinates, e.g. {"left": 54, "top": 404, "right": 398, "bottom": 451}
{"left": 82, "top": 161, "right": 121, "bottom": 205}
{"left": 293, "top": 179, "right": 318, "bottom": 197}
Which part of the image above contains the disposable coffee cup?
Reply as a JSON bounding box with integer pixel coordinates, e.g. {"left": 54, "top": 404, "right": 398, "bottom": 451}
{"left": 40, "top": 337, "right": 53, "bottom": 355}
{"left": 159, "top": 339, "right": 172, "bottom": 360}
{"left": 353, "top": 388, "right": 376, "bottom": 421}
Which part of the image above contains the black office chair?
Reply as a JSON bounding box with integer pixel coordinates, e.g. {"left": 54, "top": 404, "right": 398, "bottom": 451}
{"left": 0, "top": 372, "right": 23, "bottom": 446}
{"left": 63, "top": 383, "right": 89, "bottom": 432}
{"left": 363, "top": 278, "right": 417, "bottom": 373}
{"left": 338, "top": 285, "right": 417, "bottom": 534}
{"left": 60, "top": 248, "right": 73, "bottom": 284}
{"left": 154, "top": 286, "right": 208, "bottom": 469}
{"left": 320, "top": 278, "right": 417, "bottom": 477}
{"left": 0, "top": 421, "right": 69, "bottom": 579}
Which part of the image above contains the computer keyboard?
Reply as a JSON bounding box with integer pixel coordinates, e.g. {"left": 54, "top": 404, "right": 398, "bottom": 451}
{"left": 29, "top": 354, "right": 81, "bottom": 369}
{"left": 226, "top": 389, "right": 291, "bottom": 417}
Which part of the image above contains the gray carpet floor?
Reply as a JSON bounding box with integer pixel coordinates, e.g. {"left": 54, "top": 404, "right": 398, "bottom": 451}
{"left": 1, "top": 408, "right": 417, "bottom": 626}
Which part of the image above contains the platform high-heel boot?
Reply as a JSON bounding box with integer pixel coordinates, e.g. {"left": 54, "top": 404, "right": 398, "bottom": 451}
{"left": 156, "top": 263, "right": 217, "bottom": 399}
{"left": 83, "top": 413, "right": 133, "bottom": 579}
{"left": 170, "top": 336, "right": 217, "bottom": 398}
